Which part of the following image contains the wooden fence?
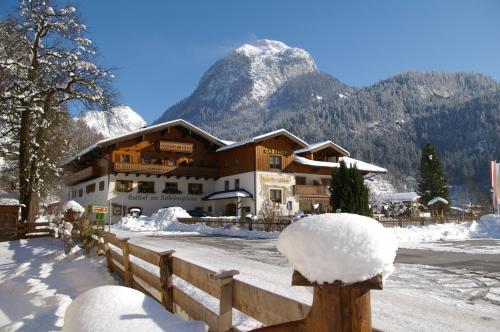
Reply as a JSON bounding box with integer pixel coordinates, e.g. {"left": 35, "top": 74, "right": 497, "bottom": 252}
{"left": 178, "top": 217, "right": 292, "bottom": 232}
{"left": 93, "top": 230, "right": 311, "bottom": 332}
{"left": 17, "top": 221, "right": 53, "bottom": 239}
{"left": 376, "top": 215, "right": 477, "bottom": 228}
{"left": 179, "top": 215, "right": 478, "bottom": 232}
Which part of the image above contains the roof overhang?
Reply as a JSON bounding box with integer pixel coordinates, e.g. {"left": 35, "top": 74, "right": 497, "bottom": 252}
{"left": 63, "top": 119, "right": 227, "bottom": 167}
{"left": 294, "top": 140, "right": 350, "bottom": 157}
{"left": 216, "top": 129, "right": 308, "bottom": 153}
{"left": 202, "top": 189, "right": 253, "bottom": 201}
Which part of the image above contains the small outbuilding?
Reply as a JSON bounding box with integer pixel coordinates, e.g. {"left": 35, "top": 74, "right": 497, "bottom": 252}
{"left": 0, "top": 193, "right": 22, "bottom": 241}
{"left": 427, "top": 197, "right": 449, "bottom": 218}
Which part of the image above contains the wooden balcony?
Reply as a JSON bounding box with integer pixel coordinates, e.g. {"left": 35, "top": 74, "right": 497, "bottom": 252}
{"left": 159, "top": 141, "right": 193, "bottom": 153}
{"left": 294, "top": 185, "right": 329, "bottom": 197}
{"left": 113, "top": 162, "right": 218, "bottom": 178}
{"left": 64, "top": 166, "right": 99, "bottom": 185}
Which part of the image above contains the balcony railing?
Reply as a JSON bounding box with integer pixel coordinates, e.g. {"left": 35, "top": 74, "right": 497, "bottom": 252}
{"left": 113, "top": 162, "right": 218, "bottom": 178}
{"left": 64, "top": 166, "right": 99, "bottom": 185}
{"left": 159, "top": 141, "right": 193, "bottom": 153}
{"left": 294, "top": 185, "right": 329, "bottom": 197}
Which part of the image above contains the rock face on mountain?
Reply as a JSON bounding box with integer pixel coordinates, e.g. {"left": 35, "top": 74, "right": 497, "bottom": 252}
{"left": 79, "top": 106, "right": 146, "bottom": 138}
{"left": 157, "top": 39, "right": 500, "bottom": 189}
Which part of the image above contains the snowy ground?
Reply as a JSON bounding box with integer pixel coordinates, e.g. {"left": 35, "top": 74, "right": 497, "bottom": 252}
{"left": 0, "top": 238, "right": 119, "bottom": 331}
{"left": 111, "top": 228, "right": 500, "bottom": 332}
{"left": 1, "top": 213, "right": 500, "bottom": 331}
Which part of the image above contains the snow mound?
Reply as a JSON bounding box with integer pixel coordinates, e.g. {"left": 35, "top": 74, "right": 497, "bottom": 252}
{"left": 118, "top": 207, "right": 191, "bottom": 232}
{"left": 62, "top": 200, "right": 85, "bottom": 216}
{"left": 278, "top": 213, "right": 398, "bottom": 284}
{"left": 476, "top": 214, "right": 500, "bottom": 238}
{"left": 63, "top": 285, "right": 205, "bottom": 332}
{"left": 115, "top": 207, "right": 278, "bottom": 239}
{"left": 391, "top": 214, "right": 500, "bottom": 244}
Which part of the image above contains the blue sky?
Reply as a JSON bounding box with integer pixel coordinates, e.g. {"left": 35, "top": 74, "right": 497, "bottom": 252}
{"left": 1, "top": 0, "right": 499, "bottom": 123}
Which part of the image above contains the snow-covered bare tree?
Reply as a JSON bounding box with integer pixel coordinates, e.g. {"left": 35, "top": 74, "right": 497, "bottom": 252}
{"left": 0, "top": 0, "right": 114, "bottom": 221}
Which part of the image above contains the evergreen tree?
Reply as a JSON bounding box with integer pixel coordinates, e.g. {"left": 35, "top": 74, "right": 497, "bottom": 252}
{"left": 417, "top": 143, "right": 450, "bottom": 205}
{"left": 330, "top": 161, "right": 371, "bottom": 216}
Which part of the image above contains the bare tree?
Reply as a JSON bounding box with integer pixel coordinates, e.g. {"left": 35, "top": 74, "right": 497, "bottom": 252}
{"left": 0, "top": 0, "right": 114, "bottom": 221}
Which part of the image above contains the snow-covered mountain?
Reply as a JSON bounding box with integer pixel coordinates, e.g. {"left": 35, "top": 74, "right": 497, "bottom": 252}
{"left": 79, "top": 106, "right": 147, "bottom": 138}
{"left": 156, "top": 39, "right": 351, "bottom": 136}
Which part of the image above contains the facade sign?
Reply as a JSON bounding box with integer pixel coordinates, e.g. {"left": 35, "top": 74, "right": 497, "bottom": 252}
{"left": 263, "top": 148, "right": 287, "bottom": 156}
{"left": 127, "top": 194, "right": 199, "bottom": 202}
{"left": 260, "top": 175, "right": 291, "bottom": 184}
{"left": 91, "top": 206, "right": 108, "bottom": 213}
{"left": 159, "top": 141, "right": 193, "bottom": 153}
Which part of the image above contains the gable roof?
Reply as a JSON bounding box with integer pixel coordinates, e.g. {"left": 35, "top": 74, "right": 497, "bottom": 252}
{"left": 294, "top": 140, "right": 350, "bottom": 157}
{"left": 63, "top": 119, "right": 227, "bottom": 166}
{"left": 216, "top": 129, "right": 308, "bottom": 152}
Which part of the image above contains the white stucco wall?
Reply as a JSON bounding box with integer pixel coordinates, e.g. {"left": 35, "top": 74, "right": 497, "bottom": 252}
{"left": 255, "top": 171, "right": 299, "bottom": 217}
{"left": 107, "top": 174, "right": 216, "bottom": 220}
{"left": 212, "top": 172, "right": 256, "bottom": 216}
{"left": 63, "top": 175, "right": 110, "bottom": 212}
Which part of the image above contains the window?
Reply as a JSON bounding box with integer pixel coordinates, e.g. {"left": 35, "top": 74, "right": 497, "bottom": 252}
{"left": 163, "top": 182, "right": 180, "bottom": 194}
{"left": 116, "top": 180, "right": 133, "bottom": 192}
{"left": 86, "top": 183, "right": 96, "bottom": 193}
{"left": 224, "top": 160, "right": 229, "bottom": 168}
{"left": 207, "top": 206, "right": 212, "bottom": 213}
{"left": 270, "top": 189, "right": 282, "bottom": 204}
{"left": 78, "top": 189, "right": 83, "bottom": 197}
{"left": 269, "top": 155, "right": 282, "bottom": 170}
{"left": 138, "top": 181, "right": 155, "bottom": 193}
{"left": 224, "top": 180, "right": 229, "bottom": 191}
{"left": 120, "top": 154, "right": 130, "bottom": 163}
{"left": 188, "top": 183, "right": 203, "bottom": 195}
{"left": 143, "top": 157, "right": 152, "bottom": 164}
{"left": 167, "top": 159, "right": 176, "bottom": 166}
{"left": 295, "top": 176, "right": 306, "bottom": 185}
{"left": 234, "top": 156, "right": 240, "bottom": 165}
{"left": 99, "top": 181, "right": 105, "bottom": 191}
{"left": 235, "top": 179, "right": 240, "bottom": 189}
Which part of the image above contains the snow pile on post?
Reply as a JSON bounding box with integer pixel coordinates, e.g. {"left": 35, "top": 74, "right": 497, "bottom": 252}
{"left": 63, "top": 285, "right": 205, "bottom": 332}
{"left": 278, "top": 213, "right": 398, "bottom": 284}
{"left": 61, "top": 200, "right": 85, "bottom": 217}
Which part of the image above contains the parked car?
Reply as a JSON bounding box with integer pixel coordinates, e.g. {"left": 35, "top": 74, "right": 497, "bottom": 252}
{"left": 187, "top": 210, "right": 208, "bottom": 217}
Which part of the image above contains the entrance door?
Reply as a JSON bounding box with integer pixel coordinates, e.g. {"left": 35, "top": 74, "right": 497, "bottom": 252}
{"left": 225, "top": 203, "right": 237, "bottom": 216}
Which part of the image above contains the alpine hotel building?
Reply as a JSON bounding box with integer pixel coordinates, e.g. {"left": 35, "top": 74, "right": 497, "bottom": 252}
{"left": 62, "top": 119, "right": 386, "bottom": 222}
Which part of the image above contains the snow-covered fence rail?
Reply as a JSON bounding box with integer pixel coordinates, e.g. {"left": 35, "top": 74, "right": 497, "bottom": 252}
{"left": 16, "top": 221, "right": 53, "bottom": 239}
{"left": 93, "top": 230, "right": 324, "bottom": 332}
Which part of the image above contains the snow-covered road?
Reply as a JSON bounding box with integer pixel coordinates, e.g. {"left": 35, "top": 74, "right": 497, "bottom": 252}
{"left": 113, "top": 229, "right": 500, "bottom": 331}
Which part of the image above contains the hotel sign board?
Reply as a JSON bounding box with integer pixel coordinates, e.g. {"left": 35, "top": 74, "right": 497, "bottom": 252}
{"left": 160, "top": 141, "right": 193, "bottom": 153}
{"left": 263, "top": 148, "right": 287, "bottom": 156}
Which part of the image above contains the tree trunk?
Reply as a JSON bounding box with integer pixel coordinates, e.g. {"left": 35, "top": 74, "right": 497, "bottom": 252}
{"left": 18, "top": 108, "right": 32, "bottom": 222}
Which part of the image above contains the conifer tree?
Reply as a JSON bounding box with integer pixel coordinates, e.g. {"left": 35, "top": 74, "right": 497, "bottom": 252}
{"left": 330, "top": 161, "right": 371, "bottom": 216}
{"left": 417, "top": 143, "right": 450, "bottom": 205}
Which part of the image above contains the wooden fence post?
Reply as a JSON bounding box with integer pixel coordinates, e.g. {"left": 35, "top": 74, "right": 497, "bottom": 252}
{"left": 213, "top": 270, "right": 239, "bottom": 332}
{"left": 120, "top": 238, "right": 132, "bottom": 287}
{"left": 252, "top": 271, "right": 382, "bottom": 332}
{"left": 103, "top": 233, "right": 114, "bottom": 273}
{"left": 159, "top": 250, "right": 175, "bottom": 312}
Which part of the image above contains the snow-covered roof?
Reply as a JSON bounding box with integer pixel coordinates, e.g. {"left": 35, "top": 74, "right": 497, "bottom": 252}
{"left": 216, "top": 129, "right": 308, "bottom": 152}
{"left": 63, "top": 119, "right": 228, "bottom": 166}
{"left": 427, "top": 197, "right": 449, "bottom": 206}
{"left": 294, "top": 140, "right": 350, "bottom": 157}
{"left": 376, "top": 192, "right": 420, "bottom": 203}
{"left": 294, "top": 155, "right": 387, "bottom": 173}
{"left": 220, "top": 139, "right": 236, "bottom": 145}
{"left": 202, "top": 189, "right": 253, "bottom": 200}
